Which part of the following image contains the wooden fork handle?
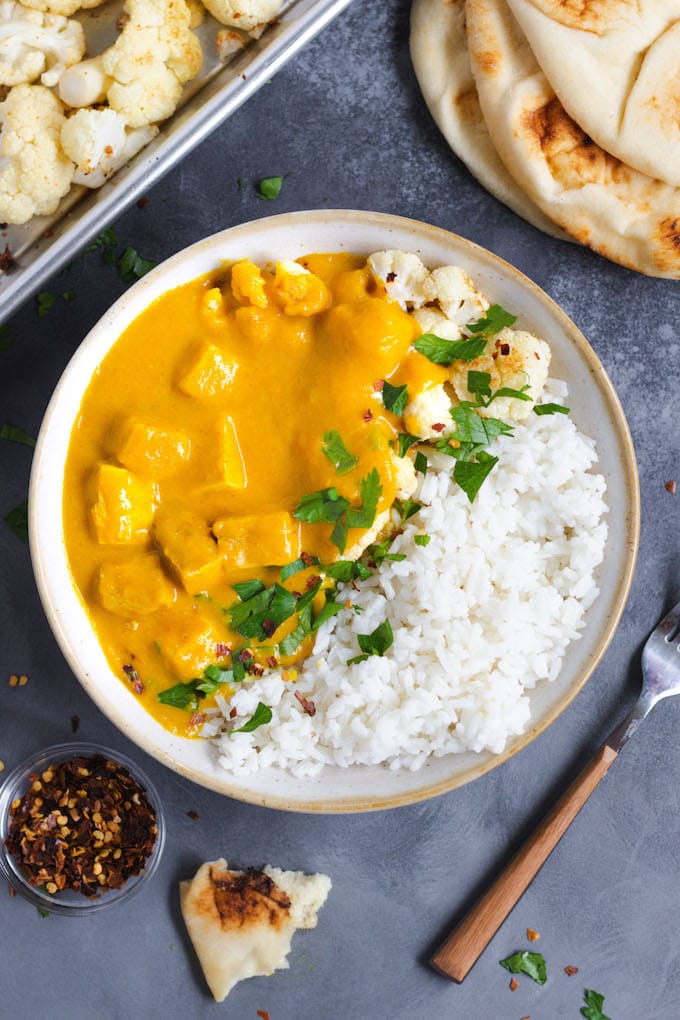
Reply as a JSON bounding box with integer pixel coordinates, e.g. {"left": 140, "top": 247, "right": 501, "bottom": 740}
{"left": 430, "top": 742, "right": 618, "bottom": 982}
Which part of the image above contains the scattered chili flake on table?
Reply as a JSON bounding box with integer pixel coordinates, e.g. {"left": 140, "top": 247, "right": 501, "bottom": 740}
{"left": 665, "top": 480, "right": 677, "bottom": 495}
{"left": 5, "top": 754, "right": 158, "bottom": 898}
{"left": 526, "top": 928, "right": 540, "bottom": 941}
{"left": 187, "top": 810, "right": 199, "bottom": 821}
{"left": 257, "top": 1011, "right": 271, "bottom": 1020}
{"left": 509, "top": 977, "right": 519, "bottom": 991}
{"left": 564, "top": 965, "right": 579, "bottom": 976}
{"left": 70, "top": 715, "right": 80, "bottom": 734}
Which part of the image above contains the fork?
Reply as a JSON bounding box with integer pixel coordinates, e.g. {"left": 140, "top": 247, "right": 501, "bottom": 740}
{"left": 430, "top": 601, "right": 680, "bottom": 982}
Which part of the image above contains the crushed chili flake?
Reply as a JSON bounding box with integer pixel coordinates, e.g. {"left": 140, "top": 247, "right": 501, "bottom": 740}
{"left": 509, "top": 977, "right": 519, "bottom": 991}
{"left": 186, "top": 810, "right": 199, "bottom": 821}
{"left": 372, "top": 379, "right": 384, "bottom": 392}
{"left": 249, "top": 663, "right": 265, "bottom": 677}
{"left": 70, "top": 715, "right": 80, "bottom": 734}
{"left": 431, "top": 423, "right": 446, "bottom": 433}
{"left": 294, "top": 690, "right": 316, "bottom": 716}
{"left": 291, "top": 590, "right": 302, "bottom": 599}
{"left": 137, "top": 197, "right": 150, "bottom": 209}
{"left": 665, "top": 480, "right": 677, "bottom": 495}
{"left": 5, "top": 754, "right": 158, "bottom": 898}
{"left": 266, "top": 655, "right": 278, "bottom": 669}
{"left": 257, "top": 1012, "right": 271, "bottom": 1020}
{"left": 500, "top": 343, "right": 510, "bottom": 356}
{"left": 215, "top": 642, "right": 232, "bottom": 658}
{"left": 385, "top": 271, "right": 396, "bottom": 283}
{"left": 564, "top": 965, "right": 579, "bottom": 976}
{"left": 526, "top": 928, "right": 540, "bottom": 941}
{"left": 229, "top": 707, "right": 238, "bottom": 719}
{"left": 189, "top": 712, "right": 207, "bottom": 727}
{"left": 238, "top": 648, "right": 254, "bottom": 662}
{"left": 300, "top": 551, "right": 315, "bottom": 566}
{"left": 261, "top": 618, "right": 277, "bottom": 638}
{"left": 0, "top": 244, "right": 16, "bottom": 272}
{"left": 305, "top": 574, "right": 321, "bottom": 590}
{"left": 362, "top": 409, "right": 373, "bottom": 422}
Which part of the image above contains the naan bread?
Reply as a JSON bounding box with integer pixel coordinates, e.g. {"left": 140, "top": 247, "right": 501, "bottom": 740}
{"left": 505, "top": 0, "right": 680, "bottom": 187}
{"left": 410, "top": 0, "right": 568, "bottom": 239}
{"left": 180, "top": 858, "right": 331, "bottom": 1002}
{"left": 465, "top": 0, "right": 680, "bottom": 278}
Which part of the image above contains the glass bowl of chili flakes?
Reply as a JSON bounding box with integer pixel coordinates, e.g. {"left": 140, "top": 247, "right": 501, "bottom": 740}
{"left": 0, "top": 742, "right": 166, "bottom": 915}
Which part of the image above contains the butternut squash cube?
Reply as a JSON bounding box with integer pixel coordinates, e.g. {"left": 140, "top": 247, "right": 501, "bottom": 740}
{"left": 231, "top": 259, "right": 268, "bottom": 308}
{"left": 91, "top": 465, "right": 155, "bottom": 545}
{"left": 98, "top": 554, "right": 175, "bottom": 617}
{"left": 213, "top": 511, "right": 302, "bottom": 568}
{"left": 178, "top": 342, "right": 237, "bottom": 399}
{"left": 116, "top": 418, "right": 190, "bottom": 479}
{"left": 157, "top": 608, "right": 224, "bottom": 679}
{"left": 217, "top": 416, "right": 247, "bottom": 489}
{"left": 154, "top": 506, "right": 223, "bottom": 592}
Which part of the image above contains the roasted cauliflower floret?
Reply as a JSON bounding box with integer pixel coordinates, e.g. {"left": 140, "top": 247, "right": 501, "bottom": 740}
{"left": 368, "top": 250, "right": 436, "bottom": 309}
{"left": 450, "top": 327, "right": 551, "bottom": 423}
{"left": 344, "top": 451, "right": 418, "bottom": 561}
{"left": 403, "top": 384, "right": 454, "bottom": 439}
{"left": 429, "top": 265, "right": 488, "bottom": 326}
{"left": 58, "top": 0, "right": 202, "bottom": 128}
{"left": 0, "top": 82, "right": 73, "bottom": 224}
{"left": 201, "top": 0, "right": 282, "bottom": 31}
{"left": 61, "top": 108, "right": 159, "bottom": 187}
{"left": 0, "top": 0, "right": 85, "bottom": 87}
{"left": 21, "top": 0, "right": 106, "bottom": 15}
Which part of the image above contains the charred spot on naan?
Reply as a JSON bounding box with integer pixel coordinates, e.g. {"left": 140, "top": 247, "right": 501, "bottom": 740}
{"left": 520, "top": 97, "right": 619, "bottom": 188}
{"left": 206, "top": 864, "right": 292, "bottom": 930}
{"left": 525, "top": 0, "right": 640, "bottom": 34}
{"left": 653, "top": 217, "right": 680, "bottom": 274}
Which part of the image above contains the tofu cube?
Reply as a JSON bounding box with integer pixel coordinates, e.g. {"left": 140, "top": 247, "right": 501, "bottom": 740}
{"left": 158, "top": 609, "right": 225, "bottom": 679}
{"left": 154, "top": 506, "right": 223, "bottom": 592}
{"left": 178, "top": 342, "right": 237, "bottom": 399}
{"left": 91, "top": 464, "right": 155, "bottom": 545}
{"left": 98, "top": 554, "right": 175, "bottom": 617}
{"left": 213, "top": 511, "right": 302, "bottom": 568}
{"left": 116, "top": 418, "right": 190, "bottom": 479}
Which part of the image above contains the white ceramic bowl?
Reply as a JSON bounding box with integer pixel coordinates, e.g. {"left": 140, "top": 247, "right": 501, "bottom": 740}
{"left": 29, "top": 211, "right": 639, "bottom": 812}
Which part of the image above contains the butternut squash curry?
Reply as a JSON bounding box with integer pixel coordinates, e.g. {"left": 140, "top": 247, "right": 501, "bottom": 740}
{"left": 63, "top": 253, "right": 461, "bottom": 735}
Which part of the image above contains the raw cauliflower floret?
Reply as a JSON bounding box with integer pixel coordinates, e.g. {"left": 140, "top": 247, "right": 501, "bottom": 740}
{"left": 450, "top": 327, "right": 551, "bottom": 422}
{"left": 201, "top": 0, "right": 282, "bottom": 31}
{"left": 0, "top": 0, "right": 85, "bottom": 87}
{"left": 61, "top": 107, "right": 159, "bottom": 187}
{"left": 368, "top": 250, "right": 436, "bottom": 309}
{"left": 58, "top": 0, "right": 202, "bottom": 128}
{"left": 21, "top": 0, "right": 106, "bottom": 14}
{"left": 0, "top": 82, "right": 73, "bottom": 224}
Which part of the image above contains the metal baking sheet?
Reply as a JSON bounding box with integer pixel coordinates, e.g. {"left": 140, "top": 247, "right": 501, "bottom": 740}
{"left": 0, "top": 0, "right": 355, "bottom": 322}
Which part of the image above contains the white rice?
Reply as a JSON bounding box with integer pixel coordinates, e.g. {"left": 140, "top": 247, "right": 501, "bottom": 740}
{"left": 207, "top": 379, "right": 608, "bottom": 776}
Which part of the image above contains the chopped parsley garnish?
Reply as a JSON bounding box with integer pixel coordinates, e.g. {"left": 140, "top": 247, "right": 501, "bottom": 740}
{"left": 85, "top": 227, "right": 117, "bottom": 257}
{"left": 37, "top": 907, "right": 50, "bottom": 918}
{"left": 381, "top": 380, "right": 408, "bottom": 416}
{"left": 294, "top": 468, "right": 382, "bottom": 553}
{"left": 534, "top": 402, "right": 570, "bottom": 416}
{"left": 157, "top": 658, "right": 247, "bottom": 711}
{"left": 345, "top": 468, "right": 381, "bottom": 529}
{"left": 347, "top": 619, "right": 393, "bottom": 665}
{"left": 397, "top": 432, "right": 420, "bottom": 457}
{"left": 0, "top": 423, "right": 35, "bottom": 448}
{"left": 294, "top": 486, "right": 349, "bottom": 525}
{"left": 118, "top": 247, "right": 156, "bottom": 283}
{"left": 0, "top": 325, "right": 13, "bottom": 351}
{"left": 4, "top": 500, "right": 28, "bottom": 542}
{"left": 228, "top": 583, "right": 297, "bottom": 640}
{"left": 232, "top": 579, "right": 266, "bottom": 601}
{"left": 394, "top": 497, "right": 421, "bottom": 523}
{"left": 499, "top": 950, "right": 547, "bottom": 985}
{"left": 449, "top": 405, "right": 513, "bottom": 448}
{"left": 324, "top": 559, "right": 372, "bottom": 582}
{"left": 414, "top": 450, "right": 428, "bottom": 475}
{"left": 453, "top": 453, "right": 499, "bottom": 503}
{"left": 322, "top": 430, "right": 358, "bottom": 475}
{"left": 157, "top": 680, "right": 203, "bottom": 711}
{"left": 61, "top": 289, "right": 76, "bottom": 303}
{"left": 233, "top": 702, "right": 272, "bottom": 732}
{"left": 414, "top": 534, "right": 430, "bottom": 546}
{"left": 280, "top": 554, "right": 320, "bottom": 581}
{"left": 467, "top": 303, "right": 517, "bottom": 336}
{"left": 257, "top": 175, "right": 285, "bottom": 200}
{"left": 581, "top": 989, "right": 611, "bottom": 1020}
{"left": 413, "top": 334, "right": 487, "bottom": 365}
{"left": 36, "top": 291, "right": 57, "bottom": 317}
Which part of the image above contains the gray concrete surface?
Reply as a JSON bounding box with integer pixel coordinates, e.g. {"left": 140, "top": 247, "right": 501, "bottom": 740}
{"left": 1, "top": 1, "right": 679, "bottom": 1016}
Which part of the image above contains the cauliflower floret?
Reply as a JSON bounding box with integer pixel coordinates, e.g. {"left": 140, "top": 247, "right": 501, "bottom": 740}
{"left": 21, "top": 0, "right": 106, "bottom": 15}
{"left": 412, "top": 305, "right": 464, "bottom": 342}
{"left": 429, "top": 265, "right": 488, "bottom": 326}
{"left": 58, "top": 0, "right": 202, "bottom": 128}
{"left": 0, "top": 1, "right": 85, "bottom": 87}
{"left": 202, "top": 0, "right": 282, "bottom": 31}
{"left": 368, "top": 250, "right": 436, "bottom": 310}
{"left": 403, "top": 384, "right": 453, "bottom": 439}
{"left": 61, "top": 108, "right": 159, "bottom": 187}
{"left": 343, "top": 452, "right": 418, "bottom": 561}
{"left": 449, "top": 327, "right": 551, "bottom": 423}
{"left": 0, "top": 82, "right": 73, "bottom": 224}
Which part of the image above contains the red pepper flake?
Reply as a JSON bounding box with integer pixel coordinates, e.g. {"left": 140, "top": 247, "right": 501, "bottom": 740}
{"left": 132, "top": 679, "right": 144, "bottom": 695}
{"left": 534, "top": 352, "right": 540, "bottom": 359}
{"left": 665, "top": 480, "right": 677, "bottom": 495}
{"left": 250, "top": 664, "right": 265, "bottom": 677}
{"left": 189, "top": 712, "right": 206, "bottom": 727}
{"left": 362, "top": 409, "right": 373, "bottom": 422}
{"left": 291, "top": 591, "right": 302, "bottom": 599}
{"left": 300, "top": 551, "right": 315, "bottom": 566}
{"left": 70, "top": 715, "right": 80, "bottom": 734}
{"left": 8, "top": 884, "right": 16, "bottom": 896}
{"left": 186, "top": 810, "right": 199, "bottom": 821}
{"left": 509, "top": 977, "right": 519, "bottom": 991}
{"left": 266, "top": 655, "right": 278, "bottom": 669}
{"left": 294, "top": 690, "right": 316, "bottom": 716}
{"left": 238, "top": 649, "right": 254, "bottom": 662}
{"left": 0, "top": 244, "right": 16, "bottom": 272}
{"left": 261, "top": 619, "right": 277, "bottom": 638}
{"left": 229, "top": 707, "right": 238, "bottom": 719}
{"left": 526, "top": 928, "right": 540, "bottom": 941}
{"left": 215, "top": 642, "right": 232, "bottom": 658}
{"left": 122, "top": 664, "right": 139, "bottom": 686}
{"left": 385, "top": 271, "right": 396, "bottom": 283}
{"left": 564, "top": 965, "right": 579, "bottom": 976}
{"left": 257, "top": 1011, "right": 271, "bottom": 1020}
{"left": 305, "top": 574, "right": 321, "bottom": 590}
{"left": 137, "top": 197, "right": 150, "bottom": 209}
{"left": 500, "top": 343, "right": 510, "bottom": 356}
{"left": 431, "top": 423, "right": 446, "bottom": 433}
{"left": 373, "top": 379, "right": 384, "bottom": 392}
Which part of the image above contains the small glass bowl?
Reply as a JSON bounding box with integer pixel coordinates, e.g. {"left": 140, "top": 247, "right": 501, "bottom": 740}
{"left": 0, "top": 741, "right": 165, "bottom": 916}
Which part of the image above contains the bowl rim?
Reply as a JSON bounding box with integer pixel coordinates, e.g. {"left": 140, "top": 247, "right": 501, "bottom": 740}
{"left": 0, "top": 741, "right": 166, "bottom": 914}
{"left": 29, "top": 209, "right": 640, "bottom": 812}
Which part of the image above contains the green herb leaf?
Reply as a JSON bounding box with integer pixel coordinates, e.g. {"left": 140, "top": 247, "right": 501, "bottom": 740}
{"left": 280, "top": 554, "right": 320, "bottom": 581}
{"left": 499, "top": 950, "right": 547, "bottom": 985}
{"left": 294, "top": 487, "right": 349, "bottom": 524}
{"left": 413, "top": 334, "right": 487, "bottom": 365}
{"left": 157, "top": 681, "right": 201, "bottom": 711}
{"left": 347, "top": 619, "right": 393, "bottom": 665}
{"left": 491, "top": 384, "right": 531, "bottom": 402}
{"left": 279, "top": 622, "right": 309, "bottom": 657}
{"left": 233, "top": 583, "right": 297, "bottom": 641}
{"left": 381, "top": 380, "right": 408, "bottom": 416}
{"left": 312, "top": 596, "right": 344, "bottom": 631}
{"left": 37, "top": 907, "right": 49, "bottom": 918}
{"left": 233, "top": 701, "right": 272, "bottom": 732}
{"left": 394, "top": 497, "right": 422, "bottom": 523}
{"left": 4, "top": 500, "right": 28, "bottom": 542}
{"left": 466, "top": 303, "right": 516, "bottom": 336}
{"left": 61, "top": 289, "right": 76, "bottom": 303}
{"left": 467, "top": 370, "right": 492, "bottom": 401}
{"left": 454, "top": 455, "right": 499, "bottom": 502}
{"left": 414, "top": 534, "right": 430, "bottom": 546}
{"left": 534, "top": 402, "right": 570, "bottom": 416}
{"left": 201, "top": 664, "right": 233, "bottom": 687}
{"left": 0, "top": 423, "right": 35, "bottom": 448}
{"left": 322, "top": 430, "right": 358, "bottom": 475}
{"left": 414, "top": 450, "right": 428, "bottom": 475}
{"left": 257, "top": 176, "right": 285, "bottom": 200}
{"left": 37, "top": 291, "right": 57, "bottom": 317}
{"left": 345, "top": 467, "right": 382, "bottom": 530}
{"left": 581, "top": 989, "right": 611, "bottom": 1020}
{"left": 330, "top": 517, "right": 348, "bottom": 554}
{"left": 85, "top": 227, "right": 117, "bottom": 253}
{"left": 324, "top": 559, "right": 372, "bottom": 582}
{"left": 232, "top": 579, "right": 266, "bottom": 602}
{"left": 118, "top": 247, "right": 156, "bottom": 283}
{"left": 0, "top": 325, "right": 13, "bottom": 352}
{"left": 397, "top": 432, "right": 421, "bottom": 457}
{"left": 450, "top": 406, "right": 514, "bottom": 446}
